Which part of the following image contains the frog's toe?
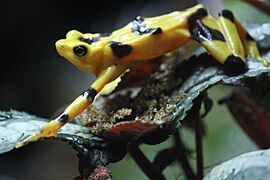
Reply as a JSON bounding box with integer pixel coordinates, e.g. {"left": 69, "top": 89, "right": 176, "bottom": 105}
{"left": 15, "top": 134, "right": 40, "bottom": 148}
{"left": 15, "top": 121, "right": 62, "bottom": 148}
{"left": 254, "top": 56, "right": 269, "bottom": 67}
{"left": 261, "top": 57, "right": 269, "bottom": 67}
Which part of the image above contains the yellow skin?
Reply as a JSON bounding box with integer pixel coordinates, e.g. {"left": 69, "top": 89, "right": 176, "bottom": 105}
{"left": 16, "top": 4, "right": 268, "bottom": 147}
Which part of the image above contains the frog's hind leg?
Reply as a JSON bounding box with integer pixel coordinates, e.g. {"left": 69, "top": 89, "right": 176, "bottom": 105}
{"left": 216, "top": 10, "right": 248, "bottom": 73}
{"left": 187, "top": 8, "right": 247, "bottom": 74}
{"left": 233, "top": 14, "right": 269, "bottom": 67}
{"left": 16, "top": 64, "right": 129, "bottom": 148}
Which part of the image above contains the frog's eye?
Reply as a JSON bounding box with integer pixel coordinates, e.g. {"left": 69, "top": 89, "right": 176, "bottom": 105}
{"left": 73, "top": 45, "right": 88, "bottom": 57}
{"left": 66, "top": 30, "right": 82, "bottom": 39}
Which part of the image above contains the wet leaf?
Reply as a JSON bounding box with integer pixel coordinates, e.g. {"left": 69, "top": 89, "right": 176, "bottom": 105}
{"left": 103, "top": 120, "right": 159, "bottom": 142}
{"left": 0, "top": 110, "right": 127, "bottom": 177}
{"left": 204, "top": 149, "right": 270, "bottom": 180}
{"left": 245, "top": 23, "right": 270, "bottom": 51}
{"left": 0, "top": 110, "right": 93, "bottom": 154}
{"left": 58, "top": 133, "right": 126, "bottom": 177}
{"left": 172, "top": 54, "right": 270, "bottom": 125}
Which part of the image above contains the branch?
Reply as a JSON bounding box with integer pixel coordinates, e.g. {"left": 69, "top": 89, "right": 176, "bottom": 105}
{"left": 128, "top": 144, "right": 166, "bottom": 180}
{"left": 195, "top": 113, "right": 204, "bottom": 179}
{"left": 174, "top": 131, "right": 196, "bottom": 179}
{"left": 245, "top": 0, "right": 270, "bottom": 15}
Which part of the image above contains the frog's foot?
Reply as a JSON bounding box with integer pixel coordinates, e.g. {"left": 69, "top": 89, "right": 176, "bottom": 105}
{"left": 257, "top": 57, "right": 269, "bottom": 67}
{"left": 15, "top": 121, "right": 62, "bottom": 148}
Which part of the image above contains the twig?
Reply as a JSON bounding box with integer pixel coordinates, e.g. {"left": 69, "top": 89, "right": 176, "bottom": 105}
{"left": 174, "top": 131, "right": 196, "bottom": 179}
{"left": 245, "top": 0, "right": 270, "bottom": 15}
{"left": 128, "top": 144, "right": 166, "bottom": 180}
{"left": 195, "top": 114, "right": 203, "bottom": 179}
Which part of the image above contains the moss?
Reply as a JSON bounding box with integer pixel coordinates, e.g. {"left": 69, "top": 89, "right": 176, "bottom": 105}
{"left": 78, "top": 56, "right": 185, "bottom": 136}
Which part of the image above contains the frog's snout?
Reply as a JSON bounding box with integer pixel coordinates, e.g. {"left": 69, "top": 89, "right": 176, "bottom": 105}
{"left": 55, "top": 40, "right": 65, "bottom": 55}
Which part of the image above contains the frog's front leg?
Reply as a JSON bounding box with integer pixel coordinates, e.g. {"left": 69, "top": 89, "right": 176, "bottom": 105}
{"left": 15, "top": 64, "right": 129, "bottom": 148}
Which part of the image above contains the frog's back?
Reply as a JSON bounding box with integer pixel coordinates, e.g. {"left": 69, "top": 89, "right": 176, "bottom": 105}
{"left": 107, "top": 4, "right": 206, "bottom": 62}
{"left": 112, "top": 4, "right": 206, "bottom": 38}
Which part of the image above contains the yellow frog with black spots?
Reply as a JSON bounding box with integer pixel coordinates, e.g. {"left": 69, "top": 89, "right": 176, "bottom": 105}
{"left": 16, "top": 4, "right": 269, "bottom": 147}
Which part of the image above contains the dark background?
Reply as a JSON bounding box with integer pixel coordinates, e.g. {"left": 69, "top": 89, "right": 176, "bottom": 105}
{"left": 0, "top": 0, "right": 196, "bottom": 179}
{"left": 0, "top": 0, "right": 195, "bottom": 118}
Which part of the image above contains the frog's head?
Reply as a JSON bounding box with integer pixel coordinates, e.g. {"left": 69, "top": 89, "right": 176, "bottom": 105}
{"left": 55, "top": 30, "right": 104, "bottom": 75}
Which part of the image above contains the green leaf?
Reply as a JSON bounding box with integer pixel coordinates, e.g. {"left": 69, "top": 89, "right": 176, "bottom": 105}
{"left": 0, "top": 110, "right": 93, "bottom": 154}
{"left": 171, "top": 54, "right": 270, "bottom": 124}
{"left": 204, "top": 149, "right": 270, "bottom": 180}
{"left": 0, "top": 110, "right": 127, "bottom": 176}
